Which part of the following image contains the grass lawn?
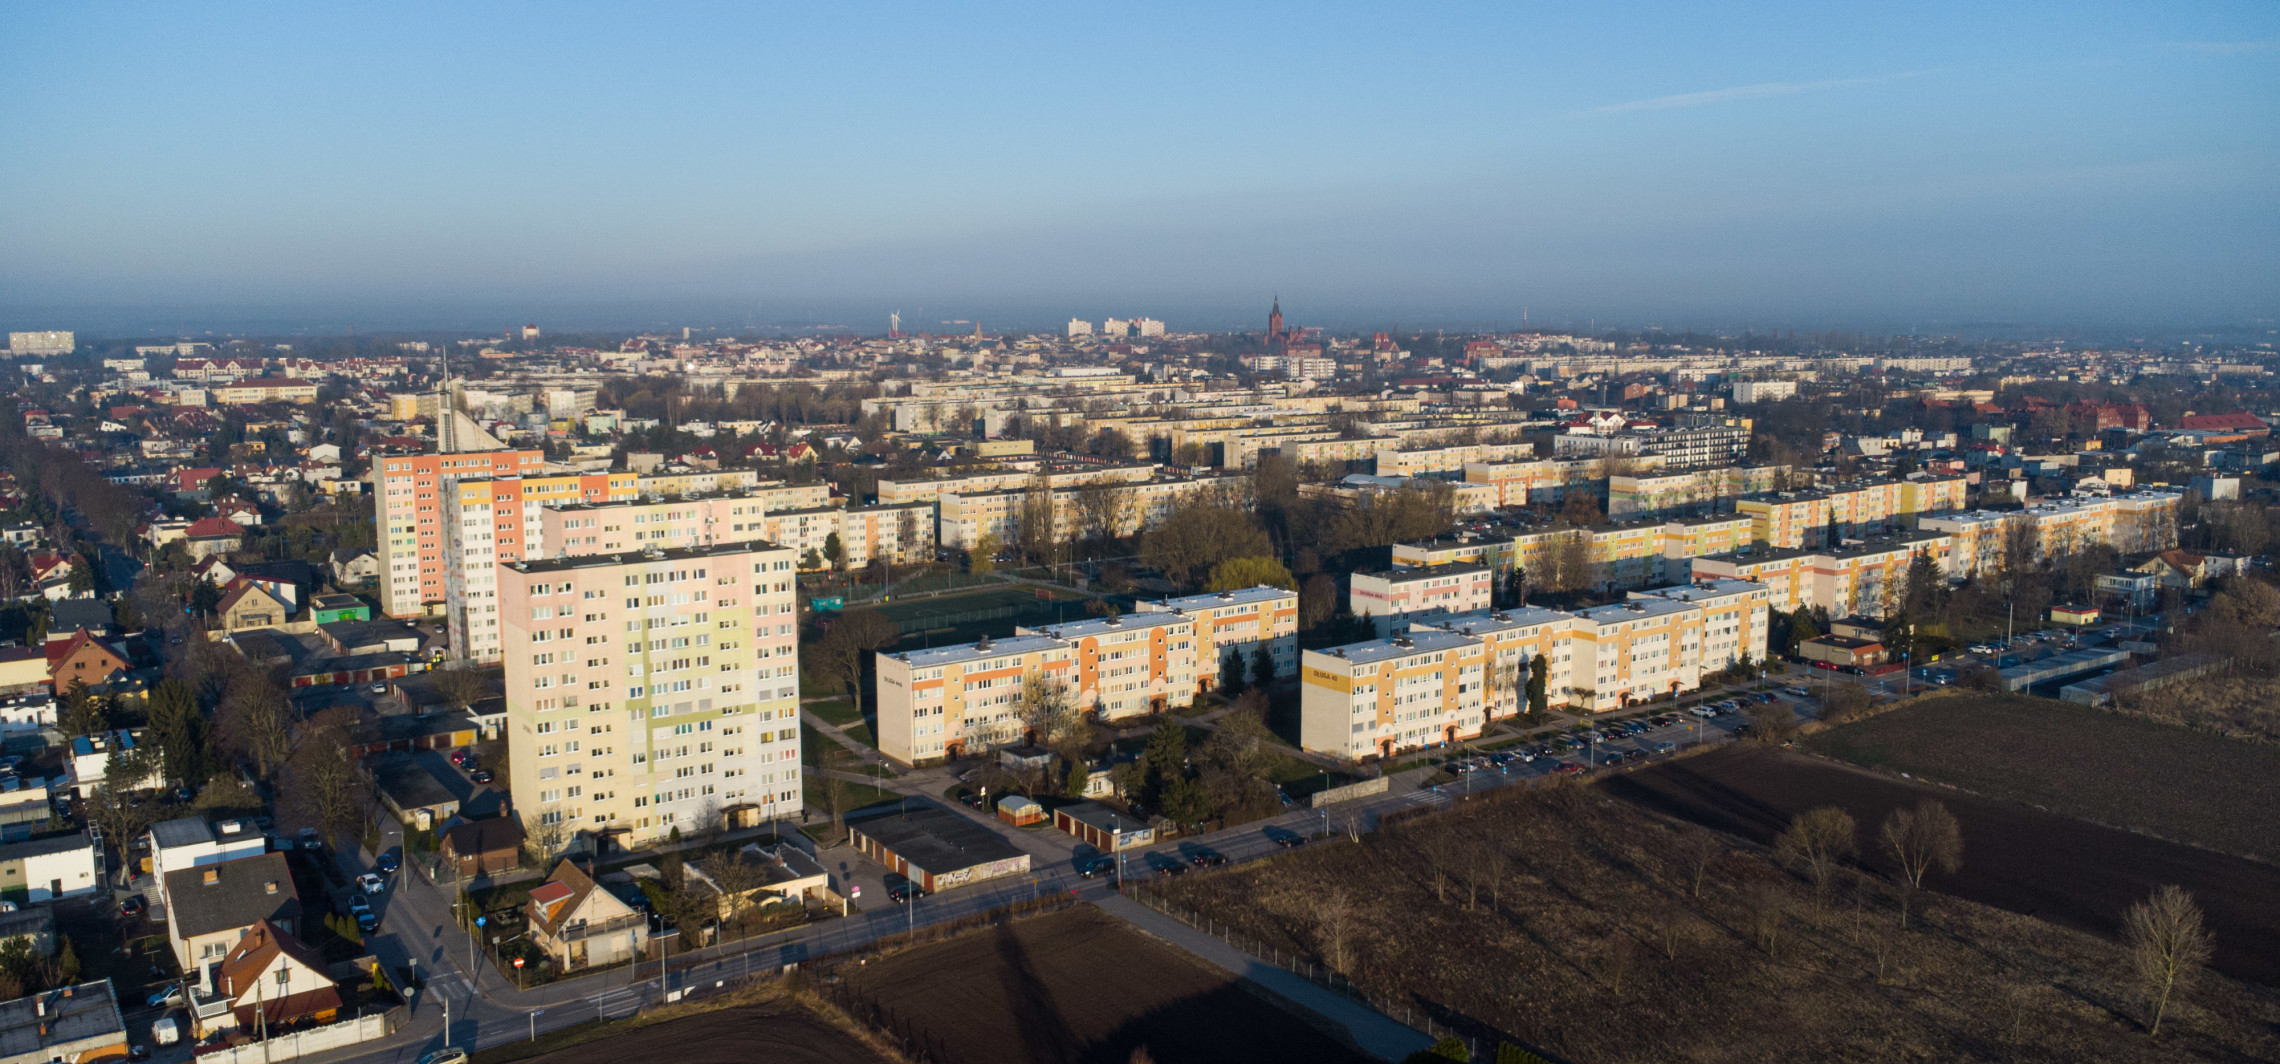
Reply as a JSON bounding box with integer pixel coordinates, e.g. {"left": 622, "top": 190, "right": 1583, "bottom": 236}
{"left": 802, "top": 774, "right": 902, "bottom": 813}
{"left": 805, "top": 697, "right": 863, "bottom": 727}
{"left": 841, "top": 722, "right": 878, "bottom": 749}
{"left": 1807, "top": 689, "right": 2280, "bottom": 862}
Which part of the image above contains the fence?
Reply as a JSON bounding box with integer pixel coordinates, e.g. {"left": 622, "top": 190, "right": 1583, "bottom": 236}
{"left": 1309, "top": 776, "right": 1390, "bottom": 808}
{"left": 191, "top": 1009, "right": 399, "bottom": 1064}
{"left": 1128, "top": 888, "right": 1490, "bottom": 1055}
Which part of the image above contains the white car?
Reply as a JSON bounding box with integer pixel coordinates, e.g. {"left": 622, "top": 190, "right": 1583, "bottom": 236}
{"left": 357, "top": 873, "right": 385, "bottom": 895}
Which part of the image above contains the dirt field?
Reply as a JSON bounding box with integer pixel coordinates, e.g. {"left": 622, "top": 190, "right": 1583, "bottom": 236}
{"left": 513, "top": 1002, "right": 895, "bottom": 1064}
{"left": 841, "top": 904, "right": 1369, "bottom": 1064}
{"left": 1154, "top": 778, "right": 2280, "bottom": 1064}
{"left": 1803, "top": 691, "right": 2280, "bottom": 862}
{"left": 1608, "top": 745, "right": 2280, "bottom": 985}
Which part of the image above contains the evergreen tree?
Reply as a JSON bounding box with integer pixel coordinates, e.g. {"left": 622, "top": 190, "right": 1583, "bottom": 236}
{"left": 1526, "top": 653, "right": 1550, "bottom": 722}
{"left": 1221, "top": 649, "right": 1246, "bottom": 696}
{"left": 1249, "top": 645, "right": 1274, "bottom": 686}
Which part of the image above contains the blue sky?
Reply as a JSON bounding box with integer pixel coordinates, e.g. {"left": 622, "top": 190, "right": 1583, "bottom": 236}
{"left": 2, "top": 2, "right": 2275, "bottom": 335}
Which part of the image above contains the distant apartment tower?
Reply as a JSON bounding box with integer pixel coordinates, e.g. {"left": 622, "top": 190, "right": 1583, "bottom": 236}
{"left": 500, "top": 542, "right": 803, "bottom": 851}
{"left": 520, "top": 324, "right": 541, "bottom": 341}
{"left": 442, "top": 471, "right": 642, "bottom": 661}
{"left": 1731, "top": 380, "right": 1797, "bottom": 403}
{"left": 371, "top": 450, "right": 547, "bottom": 617}
{"left": 1102, "top": 318, "right": 1129, "bottom": 338}
{"left": 7, "top": 331, "right": 74, "bottom": 356}
{"left": 1348, "top": 563, "right": 1496, "bottom": 636}
{"left": 1134, "top": 318, "right": 1166, "bottom": 338}
{"left": 1066, "top": 319, "right": 1093, "bottom": 338}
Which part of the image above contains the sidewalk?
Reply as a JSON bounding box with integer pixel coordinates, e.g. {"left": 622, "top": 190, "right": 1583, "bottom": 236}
{"left": 1095, "top": 893, "right": 1433, "bottom": 1062}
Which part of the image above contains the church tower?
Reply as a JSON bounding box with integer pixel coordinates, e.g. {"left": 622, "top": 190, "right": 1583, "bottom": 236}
{"left": 1268, "top": 297, "right": 1286, "bottom": 354}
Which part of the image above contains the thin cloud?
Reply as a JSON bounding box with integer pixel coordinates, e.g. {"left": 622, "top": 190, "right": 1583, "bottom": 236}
{"left": 1588, "top": 71, "right": 1934, "bottom": 115}
{"left": 2162, "top": 39, "right": 2280, "bottom": 55}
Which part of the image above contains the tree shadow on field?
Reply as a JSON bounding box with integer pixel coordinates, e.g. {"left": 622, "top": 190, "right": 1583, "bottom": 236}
{"left": 993, "top": 923, "right": 1085, "bottom": 1063}
{"left": 1077, "top": 982, "right": 1373, "bottom": 1064}
{"left": 1598, "top": 762, "right": 1793, "bottom": 844}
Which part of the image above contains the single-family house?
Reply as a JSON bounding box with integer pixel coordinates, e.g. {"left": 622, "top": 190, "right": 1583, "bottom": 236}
{"left": 439, "top": 817, "right": 524, "bottom": 878}
{"left": 216, "top": 582, "right": 292, "bottom": 633}
{"left": 162, "top": 852, "right": 302, "bottom": 987}
{"left": 183, "top": 518, "right": 243, "bottom": 562}
{"left": 526, "top": 860, "right": 647, "bottom": 972}
{"left": 46, "top": 630, "right": 129, "bottom": 692}
{"left": 202, "top": 920, "right": 340, "bottom": 1036}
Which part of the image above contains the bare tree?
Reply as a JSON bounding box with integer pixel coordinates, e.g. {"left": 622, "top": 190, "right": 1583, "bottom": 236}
{"left": 806, "top": 610, "right": 901, "bottom": 713}
{"left": 1015, "top": 673, "right": 1085, "bottom": 748}
{"left": 816, "top": 743, "right": 859, "bottom": 844}
{"left": 1595, "top": 934, "right": 1638, "bottom": 997}
{"left": 1745, "top": 881, "right": 1789, "bottom": 959}
{"left": 700, "top": 851, "right": 766, "bottom": 930}
{"left": 1415, "top": 825, "right": 1458, "bottom": 904}
{"left": 1880, "top": 799, "right": 1963, "bottom": 928}
{"left": 1672, "top": 830, "right": 1721, "bottom": 898}
{"left": 430, "top": 666, "right": 494, "bottom": 712}
{"left": 1312, "top": 887, "right": 1361, "bottom": 974}
{"left": 1651, "top": 895, "right": 1687, "bottom": 960}
{"left": 281, "top": 708, "right": 367, "bottom": 846}
{"left": 2123, "top": 884, "right": 2213, "bottom": 1037}
{"left": 1773, "top": 806, "right": 1856, "bottom": 914}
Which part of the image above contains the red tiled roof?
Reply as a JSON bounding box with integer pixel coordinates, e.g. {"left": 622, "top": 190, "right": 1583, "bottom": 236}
{"left": 2179, "top": 412, "right": 2267, "bottom": 432}
{"left": 186, "top": 517, "right": 242, "bottom": 539}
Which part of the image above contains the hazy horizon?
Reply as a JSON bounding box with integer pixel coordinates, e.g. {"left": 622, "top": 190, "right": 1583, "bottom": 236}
{"left": 4, "top": 3, "right": 2275, "bottom": 339}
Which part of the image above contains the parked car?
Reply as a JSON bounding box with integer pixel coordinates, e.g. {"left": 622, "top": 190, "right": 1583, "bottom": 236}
{"left": 118, "top": 895, "right": 145, "bottom": 918}
{"left": 886, "top": 881, "right": 929, "bottom": 902}
{"left": 1078, "top": 856, "right": 1118, "bottom": 878}
{"left": 145, "top": 985, "right": 184, "bottom": 1009}
{"left": 1187, "top": 848, "right": 1228, "bottom": 867}
{"left": 470, "top": 770, "right": 494, "bottom": 784}
{"left": 416, "top": 1049, "right": 470, "bottom": 1064}
{"left": 375, "top": 851, "right": 400, "bottom": 874}
{"left": 357, "top": 873, "right": 386, "bottom": 895}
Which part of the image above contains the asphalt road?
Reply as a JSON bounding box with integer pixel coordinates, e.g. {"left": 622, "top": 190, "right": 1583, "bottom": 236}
{"left": 177, "top": 689, "right": 1810, "bottom": 1064}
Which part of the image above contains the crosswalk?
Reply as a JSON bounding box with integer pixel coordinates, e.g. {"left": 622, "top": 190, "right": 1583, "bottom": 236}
{"left": 587, "top": 983, "right": 648, "bottom": 1019}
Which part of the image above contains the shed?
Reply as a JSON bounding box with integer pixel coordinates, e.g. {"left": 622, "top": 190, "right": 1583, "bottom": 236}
{"left": 440, "top": 816, "right": 525, "bottom": 877}
{"left": 996, "top": 795, "right": 1045, "bottom": 827}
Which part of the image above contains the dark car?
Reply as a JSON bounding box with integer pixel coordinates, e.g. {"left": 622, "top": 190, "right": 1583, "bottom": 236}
{"left": 886, "top": 881, "right": 929, "bottom": 903}
{"left": 1078, "top": 855, "right": 1118, "bottom": 878}
{"left": 1186, "top": 848, "right": 1228, "bottom": 867}
{"left": 958, "top": 792, "right": 984, "bottom": 808}
{"left": 375, "top": 851, "right": 401, "bottom": 874}
{"left": 470, "top": 770, "right": 494, "bottom": 784}
{"left": 118, "top": 895, "right": 145, "bottom": 918}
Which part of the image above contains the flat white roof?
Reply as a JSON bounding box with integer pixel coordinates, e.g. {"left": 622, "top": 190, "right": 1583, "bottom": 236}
{"left": 1143, "top": 585, "right": 1296, "bottom": 612}
{"left": 1410, "top": 606, "right": 1575, "bottom": 636}
{"left": 888, "top": 634, "right": 1071, "bottom": 669}
{"left": 1308, "top": 627, "right": 1482, "bottom": 666}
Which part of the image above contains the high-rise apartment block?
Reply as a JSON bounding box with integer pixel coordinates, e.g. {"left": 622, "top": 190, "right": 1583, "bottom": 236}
{"left": 7, "top": 331, "right": 74, "bottom": 356}
{"left": 372, "top": 450, "right": 547, "bottom": 617}
{"left": 442, "top": 471, "right": 640, "bottom": 660}
{"left": 501, "top": 543, "right": 802, "bottom": 850}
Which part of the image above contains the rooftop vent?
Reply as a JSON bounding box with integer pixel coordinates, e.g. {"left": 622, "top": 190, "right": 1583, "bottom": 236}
{"left": 202, "top": 869, "right": 219, "bottom": 886}
{"left": 264, "top": 880, "right": 279, "bottom": 895}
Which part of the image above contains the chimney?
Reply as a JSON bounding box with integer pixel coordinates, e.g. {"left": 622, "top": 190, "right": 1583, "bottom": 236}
{"left": 203, "top": 869, "right": 219, "bottom": 886}
{"left": 264, "top": 880, "right": 278, "bottom": 895}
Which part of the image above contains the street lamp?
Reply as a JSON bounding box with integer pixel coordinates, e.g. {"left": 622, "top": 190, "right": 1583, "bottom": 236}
{"left": 530, "top": 1008, "right": 544, "bottom": 1042}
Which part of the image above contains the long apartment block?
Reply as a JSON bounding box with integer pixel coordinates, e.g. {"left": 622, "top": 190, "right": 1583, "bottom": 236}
{"left": 873, "top": 590, "right": 1297, "bottom": 765}
{"left": 441, "top": 470, "right": 643, "bottom": 660}
{"left": 1134, "top": 585, "right": 1299, "bottom": 692}
{"left": 501, "top": 543, "right": 804, "bottom": 850}
{"left": 1301, "top": 579, "right": 1771, "bottom": 759}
